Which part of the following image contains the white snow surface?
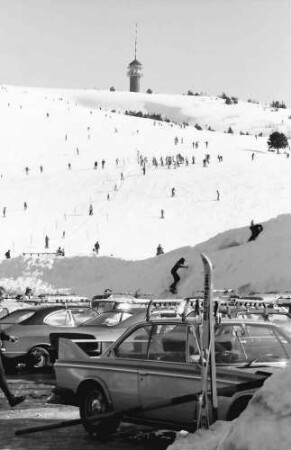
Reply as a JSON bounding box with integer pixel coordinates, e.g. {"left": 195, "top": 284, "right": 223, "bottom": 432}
{"left": 0, "top": 85, "right": 290, "bottom": 295}
{"left": 168, "top": 365, "right": 291, "bottom": 450}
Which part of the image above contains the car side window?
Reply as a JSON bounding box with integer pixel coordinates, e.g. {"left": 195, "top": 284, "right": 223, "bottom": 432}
{"left": 44, "top": 310, "right": 74, "bottom": 327}
{"left": 114, "top": 325, "right": 152, "bottom": 359}
{"left": 148, "top": 323, "right": 187, "bottom": 363}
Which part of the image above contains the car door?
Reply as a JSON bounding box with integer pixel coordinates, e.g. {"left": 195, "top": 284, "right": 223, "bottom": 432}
{"left": 137, "top": 323, "right": 202, "bottom": 428}
{"left": 109, "top": 323, "right": 152, "bottom": 411}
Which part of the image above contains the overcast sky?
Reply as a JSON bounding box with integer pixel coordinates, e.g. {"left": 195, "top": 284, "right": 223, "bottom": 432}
{"left": 0, "top": 0, "right": 290, "bottom": 104}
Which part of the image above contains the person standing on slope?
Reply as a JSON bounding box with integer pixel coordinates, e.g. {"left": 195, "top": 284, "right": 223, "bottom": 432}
{"left": 156, "top": 244, "right": 164, "bottom": 256}
{"left": 169, "top": 258, "right": 188, "bottom": 294}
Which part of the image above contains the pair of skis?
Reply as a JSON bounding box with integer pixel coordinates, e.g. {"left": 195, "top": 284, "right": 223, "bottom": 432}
{"left": 196, "top": 253, "right": 218, "bottom": 429}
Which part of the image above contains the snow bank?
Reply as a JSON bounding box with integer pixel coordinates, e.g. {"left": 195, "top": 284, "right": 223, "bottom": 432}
{"left": 0, "top": 214, "right": 290, "bottom": 297}
{"left": 168, "top": 365, "right": 291, "bottom": 450}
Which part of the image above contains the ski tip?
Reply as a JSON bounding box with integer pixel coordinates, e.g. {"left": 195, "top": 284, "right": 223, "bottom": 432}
{"left": 200, "top": 252, "right": 213, "bottom": 268}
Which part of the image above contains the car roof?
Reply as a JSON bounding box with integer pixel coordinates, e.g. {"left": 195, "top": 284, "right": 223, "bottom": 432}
{"left": 19, "top": 305, "right": 94, "bottom": 325}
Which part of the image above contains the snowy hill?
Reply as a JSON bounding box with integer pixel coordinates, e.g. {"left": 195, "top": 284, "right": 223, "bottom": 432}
{"left": 0, "top": 85, "right": 290, "bottom": 294}
{"left": 0, "top": 214, "right": 290, "bottom": 297}
{"left": 0, "top": 85, "right": 290, "bottom": 263}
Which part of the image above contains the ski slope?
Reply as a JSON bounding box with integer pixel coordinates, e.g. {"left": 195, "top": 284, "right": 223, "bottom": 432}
{"left": 0, "top": 85, "right": 290, "bottom": 261}
{"left": 0, "top": 84, "right": 290, "bottom": 296}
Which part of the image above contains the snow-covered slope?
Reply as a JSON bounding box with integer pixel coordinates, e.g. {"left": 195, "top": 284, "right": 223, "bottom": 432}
{"left": 0, "top": 85, "right": 290, "bottom": 262}
{"left": 0, "top": 214, "right": 290, "bottom": 297}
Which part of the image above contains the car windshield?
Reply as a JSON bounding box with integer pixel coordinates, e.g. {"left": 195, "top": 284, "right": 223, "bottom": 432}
{"left": 215, "top": 323, "right": 290, "bottom": 365}
{"left": 91, "top": 301, "right": 117, "bottom": 314}
{"left": 0, "top": 309, "right": 35, "bottom": 324}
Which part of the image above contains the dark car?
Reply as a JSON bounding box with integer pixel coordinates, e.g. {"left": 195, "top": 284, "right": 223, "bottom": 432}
{"left": 49, "top": 308, "right": 148, "bottom": 360}
{"left": 49, "top": 302, "right": 182, "bottom": 360}
{"left": 0, "top": 305, "right": 98, "bottom": 369}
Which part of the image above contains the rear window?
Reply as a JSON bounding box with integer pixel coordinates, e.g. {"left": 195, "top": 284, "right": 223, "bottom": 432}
{"left": 0, "top": 308, "right": 9, "bottom": 319}
{"left": 44, "top": 308, "right": 97, "bottom": 327}
{"left": 0, "top": 310, "right": 35, "bottom": 324}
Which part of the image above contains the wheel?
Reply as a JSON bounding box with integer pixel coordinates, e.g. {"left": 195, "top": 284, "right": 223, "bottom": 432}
{"left": 27, "top": 346, "right": 50, "bottom": 369}
{"left": 228, "top": 396, "right": 252, "bottom": 420}
{"left": 79, "top": 386, "right": 119, "bottom": 439}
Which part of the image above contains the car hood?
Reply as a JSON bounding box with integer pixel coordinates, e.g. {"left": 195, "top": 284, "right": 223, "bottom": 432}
{"left": 217, "top": 360, "right": 289, "bottom": 375}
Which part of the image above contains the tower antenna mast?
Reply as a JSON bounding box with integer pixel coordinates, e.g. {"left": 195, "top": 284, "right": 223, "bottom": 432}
{"left": 134, "top": 23, "right": 137, "bottom": 60}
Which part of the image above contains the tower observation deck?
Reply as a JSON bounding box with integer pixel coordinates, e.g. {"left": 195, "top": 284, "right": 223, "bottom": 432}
{"left": 127, "top": 25, "right": 143, "bottom": 93}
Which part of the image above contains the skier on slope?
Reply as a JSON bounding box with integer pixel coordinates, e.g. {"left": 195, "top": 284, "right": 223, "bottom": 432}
{"left": 248, "top": 220, "right": 263, "bottom": 242}
{"left": 93, "top": 241, "right": 100, "bottom": 254}
{"left": 169, "top": 258, "right": 189, "bottom": 294}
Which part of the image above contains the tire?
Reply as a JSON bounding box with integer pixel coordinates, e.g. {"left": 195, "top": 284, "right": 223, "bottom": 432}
{"left": 228, "top": 396, "right": 252, "bottom": 420}
{"left": 27, "top": 346, "right": 50, "bottom": 370}
{"left": 79, "top": 386, "right": 119, "bottom": 439}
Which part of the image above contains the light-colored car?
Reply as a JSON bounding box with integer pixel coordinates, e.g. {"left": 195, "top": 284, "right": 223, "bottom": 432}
{"left": 53, "top": 315, "right": 278, "bottom": 439}
{"left": 1, "top": 305, "right": 98, "bottom": 369}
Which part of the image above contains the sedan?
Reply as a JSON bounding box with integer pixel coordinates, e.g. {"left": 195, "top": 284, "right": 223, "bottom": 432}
{"left": 0, "top": 305, "right": 98, "bottom": 369}
{"left": 53, "top": 316, "right": 281, "bottom": 439}
{"left": 213, "top": 319, "right": 290, "bottom": 367}
{"left": 49, "top": 309, "right": 147, "bottom": 360}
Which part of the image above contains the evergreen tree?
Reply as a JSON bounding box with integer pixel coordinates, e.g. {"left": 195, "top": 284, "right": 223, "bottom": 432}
{"left": 267, "top": 132, "right": 288, "bottom": 151}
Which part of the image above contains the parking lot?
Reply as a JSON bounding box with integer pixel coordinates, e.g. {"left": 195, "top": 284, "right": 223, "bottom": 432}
{"left": 0, "top": 371, "right": 175, "bottom": 450}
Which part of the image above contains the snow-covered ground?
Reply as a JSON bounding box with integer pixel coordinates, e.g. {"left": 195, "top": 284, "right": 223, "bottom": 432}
{"left": 168, "top": 365, "right": 291, "bottom": 450}
{"left": 0, "top": 85, "right": 290, "bottom": 295}
{"left": 0, "top": 86, "right": 290, "bottom": 447}
{"left": 0, "top": 85, "right": 290, "bottom": 261}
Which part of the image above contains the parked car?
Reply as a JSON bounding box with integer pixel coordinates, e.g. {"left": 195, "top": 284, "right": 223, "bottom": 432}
{"left": 49, "top": 301, "right": 182, "bottom": 360}
{"left": 53, "top": 314, "right": 274, "bottom": 439}
{"left": 49, "top": 308, "right": 147, "bottom": 360}
{"left": 0, "top": 305, "right": 98, "bottom": 369}
{"left": 233, "top": 310, "right": 291, "bottom": 337}
{"left": 91, "top": 293, "right": 150, "bottom": 314}
{"left": 213, "top": 319, "right": 290, "bottom": 367}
